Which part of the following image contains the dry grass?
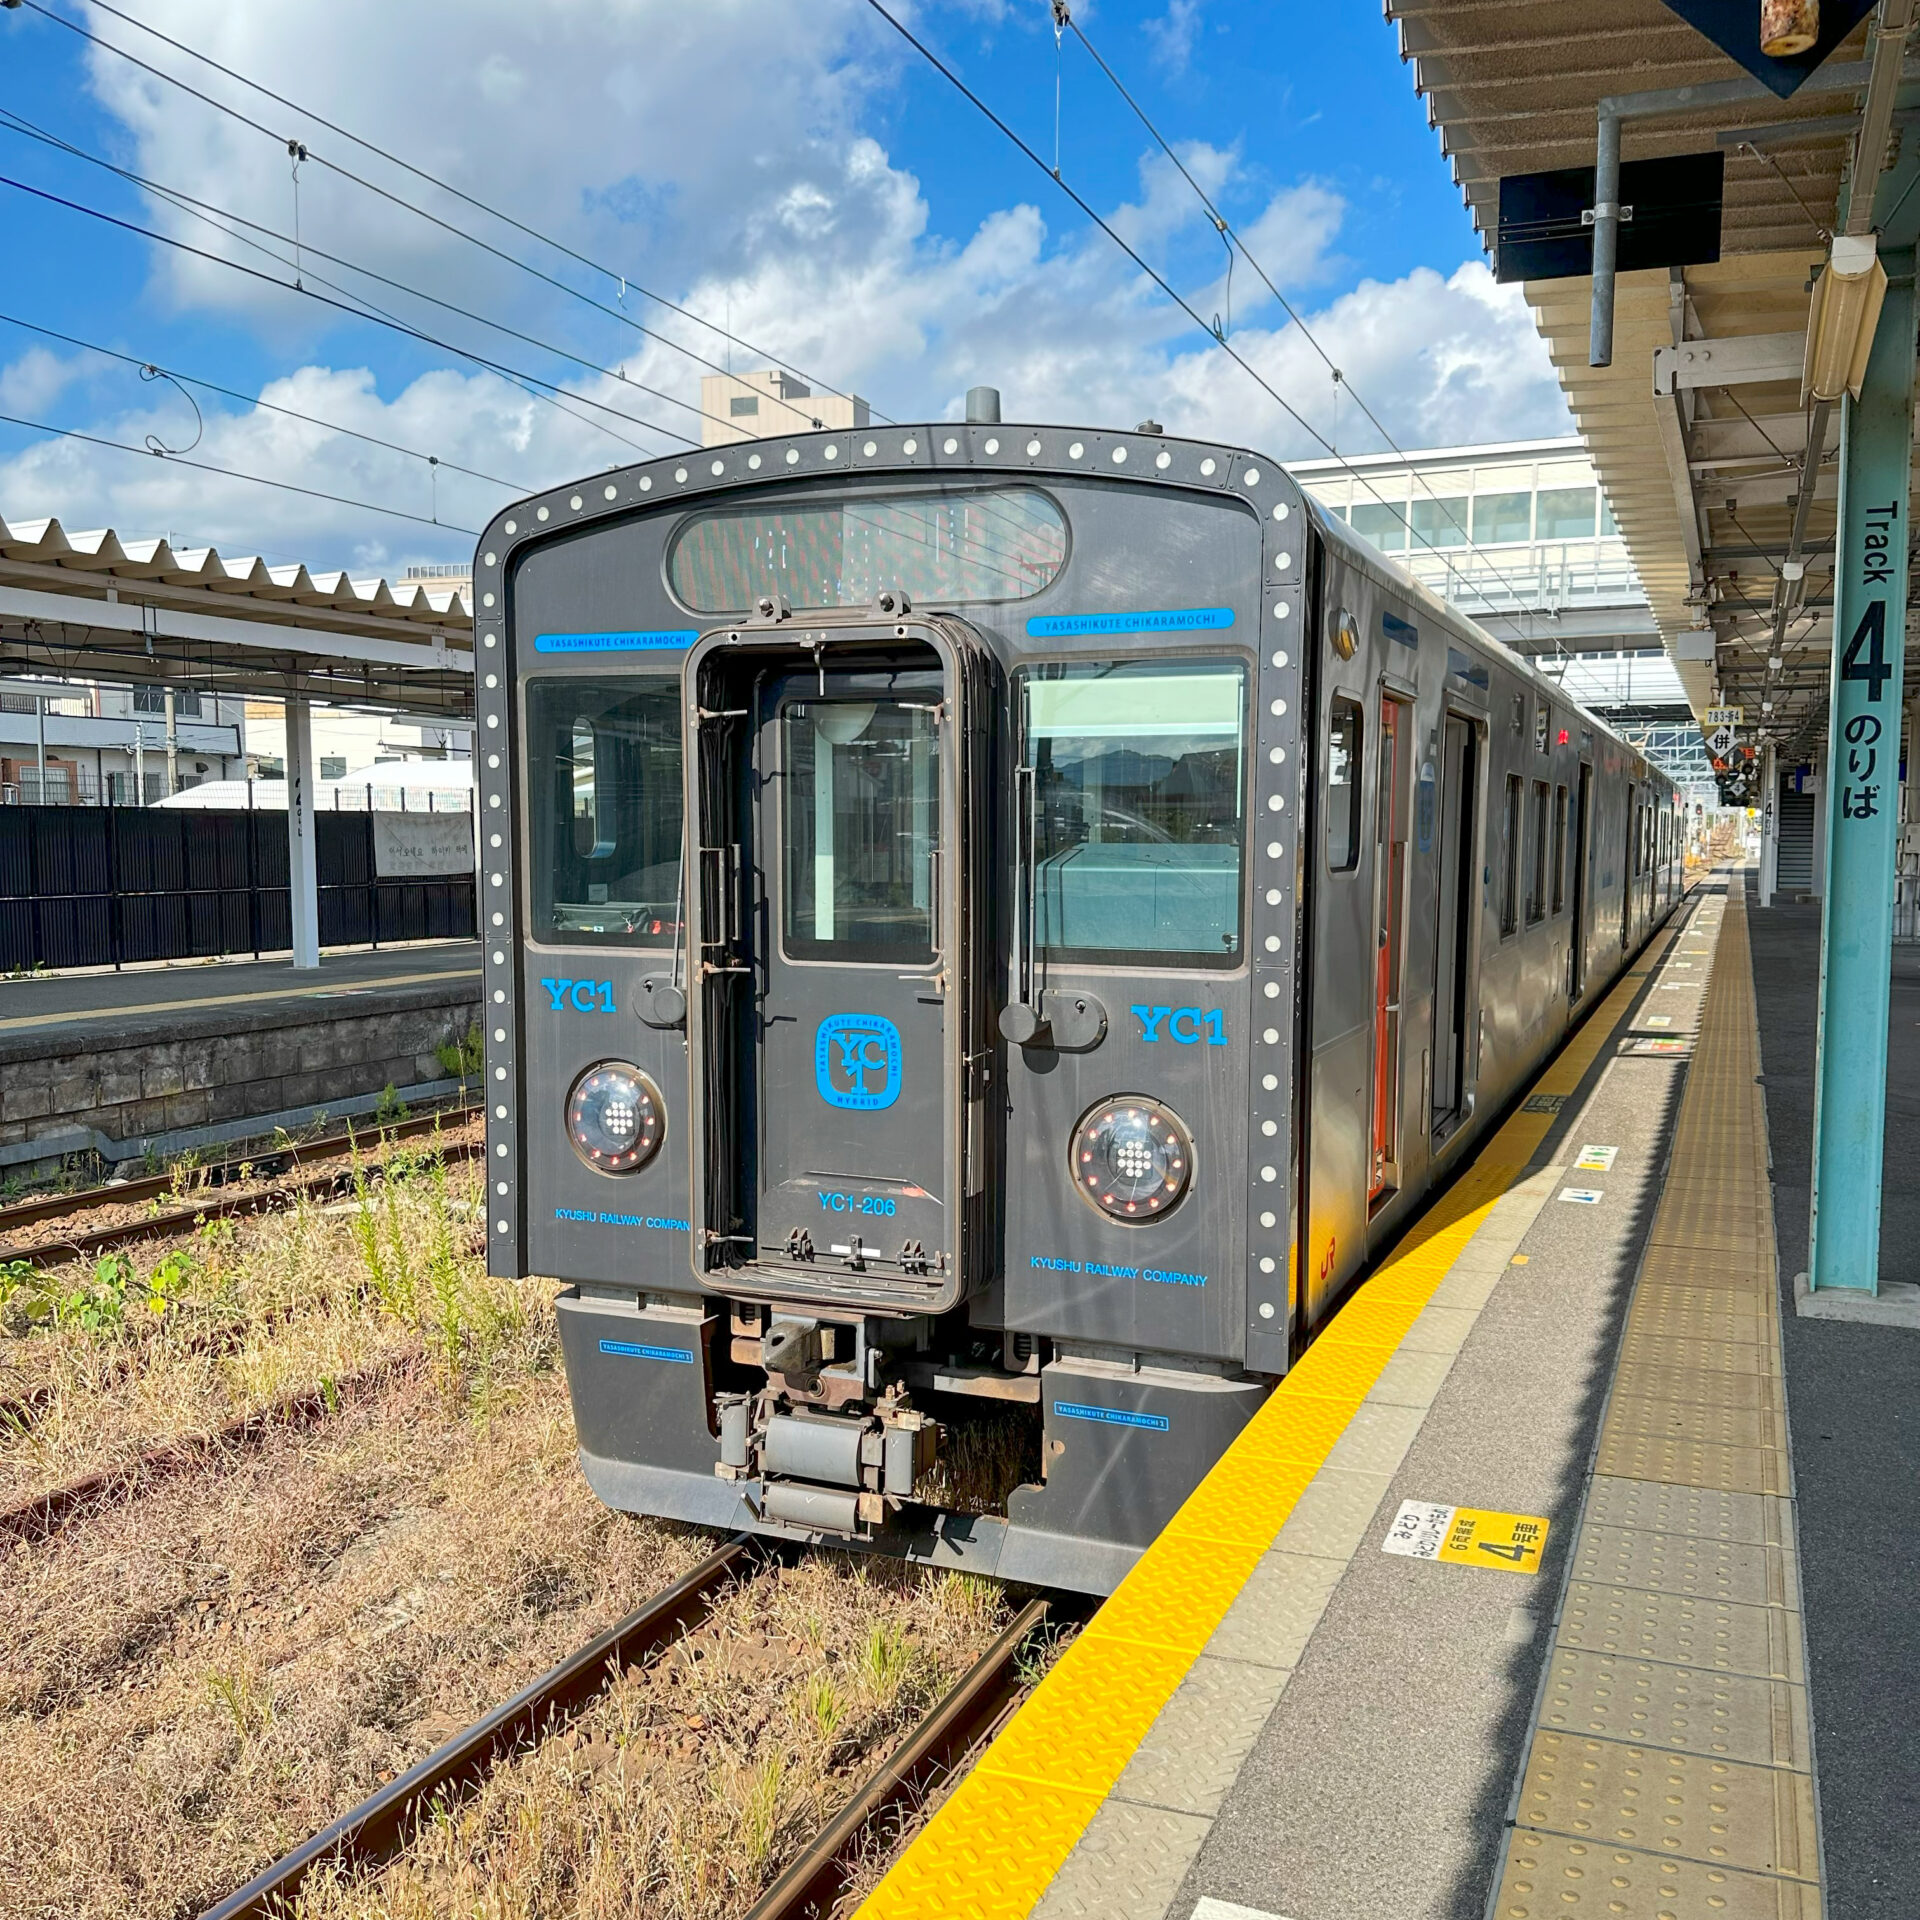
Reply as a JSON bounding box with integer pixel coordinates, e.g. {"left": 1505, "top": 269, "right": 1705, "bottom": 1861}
{"left": 0, "top": 1135, "right": 1030, "bottom": 1920}
{"left": 0, "top": 1135, "right": 513, "bottom": 1509}
{"left": 295, "top": 1557, "right": 1016, "bottom": 1920}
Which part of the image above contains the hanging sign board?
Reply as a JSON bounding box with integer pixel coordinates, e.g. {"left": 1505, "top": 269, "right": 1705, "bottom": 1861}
{"left": 1705, "top": 706, "right": 1744, "bottom": 728}
{"left": 372, "top": 809, "right": 474, "bottom": 878}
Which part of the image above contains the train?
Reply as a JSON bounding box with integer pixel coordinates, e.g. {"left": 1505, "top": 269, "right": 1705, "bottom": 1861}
{"left": 473, "top": 397, "right": 1683, "bottom": 1596}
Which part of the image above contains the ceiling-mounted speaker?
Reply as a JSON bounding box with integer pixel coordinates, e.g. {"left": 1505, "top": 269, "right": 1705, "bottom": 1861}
{"left": 1657, "top": 0, "right": 1877, "bottom": 97}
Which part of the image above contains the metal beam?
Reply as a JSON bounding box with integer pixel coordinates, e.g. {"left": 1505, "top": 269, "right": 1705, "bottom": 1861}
{"left": 1653, "top": 386, "right": 1707, "bottom": 589}
{"left": 1808, "top": 247, "right": 1916, "bottom": 1299}
{"left": 1653, "top": 332, "right": 1807, "bottom": 395}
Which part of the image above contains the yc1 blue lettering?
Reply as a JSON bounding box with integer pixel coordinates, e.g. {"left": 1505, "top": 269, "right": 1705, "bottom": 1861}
{"left": 1132, "top": 1004, "right": 1228, "bottom": 1046}
{"left": 540, "top": 977, "right": 616, "bottom": 1013}
{"left": 818, "top": 1190, "right": 899, "bottom": 1217}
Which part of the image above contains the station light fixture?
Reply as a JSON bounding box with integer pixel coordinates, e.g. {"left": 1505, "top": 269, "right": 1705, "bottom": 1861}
{"left": 1803, "top": 233, "right": 1888, "bottom": 404}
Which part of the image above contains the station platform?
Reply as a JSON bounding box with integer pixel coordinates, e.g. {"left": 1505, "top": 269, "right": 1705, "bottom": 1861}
{"left": 861, "top": 868, "right": 1920, "bottom": 1920}
{"left": 0, "top": 942, "right": 480, "bottom": 1170}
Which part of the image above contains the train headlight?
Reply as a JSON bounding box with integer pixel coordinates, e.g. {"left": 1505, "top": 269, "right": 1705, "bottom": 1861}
{"left": 1071, "top": 1097, "right": 1193, "bottom": 1222}
{"left": 565, "top": 1062, "right": 664, "bottom": 1174}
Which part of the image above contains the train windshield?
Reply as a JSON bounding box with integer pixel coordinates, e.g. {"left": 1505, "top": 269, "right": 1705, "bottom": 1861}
{"left": 1024, "top": 660, "right": 1247, "bottom": 969}
{"left": 668, "top": 486, "right": 1067, "bottom": 611}
{"left": 782, "top": 697, "right": 940, "bottom": 966}
{"left": 526, "top": 679, "right": 682, "bottom": 945}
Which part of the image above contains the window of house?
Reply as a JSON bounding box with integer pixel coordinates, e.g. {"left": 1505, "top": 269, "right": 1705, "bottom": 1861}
{"left": 729, "top": 395, "right": 761, "bottom": 417}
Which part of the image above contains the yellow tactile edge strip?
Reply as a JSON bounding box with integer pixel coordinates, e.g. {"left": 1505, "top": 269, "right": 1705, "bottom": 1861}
{"left": 854, "top": 923, "right": 1684, "bottom": 1920}
{"left": 1489, "top": 875, "right": 1824, "bottom": 1920}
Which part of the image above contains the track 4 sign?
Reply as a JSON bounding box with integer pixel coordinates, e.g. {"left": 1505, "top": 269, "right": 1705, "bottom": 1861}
{"left": 1381, "top": 1500, "right": 1550, "bottom": 1572}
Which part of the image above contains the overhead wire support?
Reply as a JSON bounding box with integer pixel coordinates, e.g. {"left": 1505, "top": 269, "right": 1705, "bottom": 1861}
{"left": 20, "top": 0, "right": 885, "bottom": 429}
{"left": 0, "top": 407, "right": 481, "bottom": 535}
{"left": 862, "top": 0, "right": 1540, "bottom": 637}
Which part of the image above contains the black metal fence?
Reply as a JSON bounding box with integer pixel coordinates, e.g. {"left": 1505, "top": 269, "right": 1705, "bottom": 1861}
{"left": 0, "top": 806, "right": 476, "bottom": 972}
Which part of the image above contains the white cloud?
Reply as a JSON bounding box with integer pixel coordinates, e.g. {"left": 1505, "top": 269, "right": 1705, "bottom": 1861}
{"left": 0, "top": 346, "right": 85, "bottom": 418}
{"left": 0, "top": 5, "right": 1570, "bottom": 567}
{"left": 1143, "top": 0, "right": 1204, "bottom": 74}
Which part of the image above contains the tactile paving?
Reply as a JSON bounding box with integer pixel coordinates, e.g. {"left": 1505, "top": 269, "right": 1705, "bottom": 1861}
{"left": 1534, "top": 1646, "right": 1811, "bottom": 1768}
{"left": 1583, "top": 1477, "right": 1794, "bottom": 1549}
{"left": 1514, "top": 1732, "right": 1818, "bottom": 1879}
{"left": 1556, "top": 1579, "right": 1804, "bottom": 1681}
{"left": 1492, "top": 1830, "right": 1822, "bottom": 1919}
{"left": 1601, "top": 1393, "right": 1788, "bottom": 1454}
{"left": 1570, "top": 1523, "right": 1798, "bottom": 1610}
{"left": 1592, "top": 1425, "right": 1789, "bottom": 1497}
{"left": 1609, "top": 1359, "right": 1785, "bottom": 1412}
{"left": 1621, "top": 1284, "right": 1772, "bottom": 1346}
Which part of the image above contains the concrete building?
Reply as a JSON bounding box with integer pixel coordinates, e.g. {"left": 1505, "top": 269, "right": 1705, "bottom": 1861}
{"left": 0, "top": 676, "right": 247, "bottom": 804}
{"left": 700, "top": 368, "right": 869, "bottom": 447}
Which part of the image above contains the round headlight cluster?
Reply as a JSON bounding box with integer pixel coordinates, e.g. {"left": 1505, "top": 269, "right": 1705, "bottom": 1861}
{"left": 565, "top": 1061, "right": 664, "bottom": 1174}
{"left": 1071, "top": 1097, "right": 1193, "bottom": 1222}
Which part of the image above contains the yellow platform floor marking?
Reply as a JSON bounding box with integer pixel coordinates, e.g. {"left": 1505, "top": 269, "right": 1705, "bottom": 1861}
{"left": 0, "top": 965, "right": 480, "bottom": 1034}
{"left": 855, "top": 917, "right": 1685, "bottom": 1920}
{"left": 1490, "top": 874, "right": 1822, "bottom": 1918}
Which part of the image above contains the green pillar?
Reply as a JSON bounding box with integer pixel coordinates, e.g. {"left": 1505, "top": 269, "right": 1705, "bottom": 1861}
{"left": 1808, "top": 250, "right": 1915, "bottom": 1294}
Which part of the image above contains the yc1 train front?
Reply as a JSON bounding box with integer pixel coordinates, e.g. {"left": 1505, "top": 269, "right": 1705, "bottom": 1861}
{"left": 476, "top": 421, "right": 1306, "bottom": 1596}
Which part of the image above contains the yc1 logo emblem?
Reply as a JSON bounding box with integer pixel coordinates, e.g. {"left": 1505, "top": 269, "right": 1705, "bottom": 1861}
{"left": 815, "top": 1013, "right": 903, "bottom": 1111}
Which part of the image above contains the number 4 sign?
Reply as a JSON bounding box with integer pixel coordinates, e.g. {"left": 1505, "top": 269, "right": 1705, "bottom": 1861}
{"left": 1381, "top": 1499, "right": 1550, "bottom": 1572}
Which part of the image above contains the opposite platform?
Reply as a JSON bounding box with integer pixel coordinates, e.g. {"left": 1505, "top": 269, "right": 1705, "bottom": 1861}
{"left": 858, "top": 873, "right": 1817, "bottom": 1920}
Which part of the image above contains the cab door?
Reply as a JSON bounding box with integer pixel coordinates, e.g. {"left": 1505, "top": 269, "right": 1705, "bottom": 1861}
{"left": 682, "top": 617, "right": 993, "bottom": 1313}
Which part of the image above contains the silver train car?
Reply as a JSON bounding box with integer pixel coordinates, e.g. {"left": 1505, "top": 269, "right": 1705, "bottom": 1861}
{"left": 475, "top": 409, "right": 1683, "bottom": 1596}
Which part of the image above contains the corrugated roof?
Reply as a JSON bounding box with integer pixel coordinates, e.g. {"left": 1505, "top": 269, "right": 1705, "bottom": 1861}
{"left": 0, "top": 515, "right": 473, "bottom": 626}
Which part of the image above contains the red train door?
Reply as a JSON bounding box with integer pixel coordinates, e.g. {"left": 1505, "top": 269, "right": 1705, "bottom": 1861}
{"left": 1371, "top": 695, "right": 1408, "bottom": 1207}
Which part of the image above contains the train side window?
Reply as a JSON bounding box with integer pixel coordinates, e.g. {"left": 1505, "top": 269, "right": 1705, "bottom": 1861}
{"left": 1326, "top": 696, "right": 1363, "bottom": 873}
{"left": 1500, "top": 774, "right": 1521, "bottom": 936}
{"left": 1551, "top": 783, "right": 1568, "bottom": 914}
{"left": 527, "top": 678, "right": 682, "bottom": 946}
{"left": 1024, "top": 659, "right": 1248, "bottom": 968}
{"left": 1526, "top": 780, "right": 1549, "bottom": 924}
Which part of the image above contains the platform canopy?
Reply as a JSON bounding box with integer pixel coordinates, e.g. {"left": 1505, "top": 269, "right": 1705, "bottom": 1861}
{"left": 1387, "top": 0, "right": 1920, "bottom": 767}
{"left": 0, "top": 515, "right": 474, "bottom": 718}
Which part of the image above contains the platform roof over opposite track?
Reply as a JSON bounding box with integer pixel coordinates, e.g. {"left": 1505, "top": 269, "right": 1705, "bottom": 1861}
{"left": 0, "top": 514, "right": 474, "bottom": 718}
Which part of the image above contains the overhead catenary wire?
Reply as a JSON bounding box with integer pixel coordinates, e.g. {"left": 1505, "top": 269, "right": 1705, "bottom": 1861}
{"left": 0, "top": 407, "right": 481, "bottom": 535}
{"left": 0, "top": 310, "right": 536, "bottom": 493}
{"left": 0, "top": 169, "right": 715, "bottom": 463}
{"left": 19, "top": 0, "right": 884, "bottom": 429}
{"left": 0, "top": 107, "right": 673, "bottom": 465}
{"left": 860, "top": 0, "right": 1549, "bottom": 642}
{"left": 0, "top": 110, "right": 759, "bottom": 449}
{"left": 1060, "top": 7, "right": 1547, "bottom": 639}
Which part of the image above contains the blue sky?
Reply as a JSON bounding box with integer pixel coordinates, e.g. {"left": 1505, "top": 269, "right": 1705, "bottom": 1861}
{"left": 0, "top": 0, "right": 1572, "bottom": 575}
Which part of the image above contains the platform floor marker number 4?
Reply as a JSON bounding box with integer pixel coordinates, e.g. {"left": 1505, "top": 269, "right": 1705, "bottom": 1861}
{"left": 1382, "top": 1500, "right": 1549, "bottom": 1573}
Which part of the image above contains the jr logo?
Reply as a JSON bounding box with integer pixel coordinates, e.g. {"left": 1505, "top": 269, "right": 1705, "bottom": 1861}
{"left": 815, "top": 1013, "right": 904, "bottom": 1111}
{"left": 1132, "top": 1005, "right": 1228, "bottom": 1046}
{"left": 539, "top": 978, "right": 616, "bottom": 1013}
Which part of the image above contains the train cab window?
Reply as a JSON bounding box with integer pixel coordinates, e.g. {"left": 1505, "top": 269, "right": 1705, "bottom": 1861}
{"left": 527, "top": 679, "right": 682, "bottom": 945}
{"left": 1326, "top": 696, "right": 1363, "bottom": 873}
{"left": 1526, "top": 781, "right": 1549, "bottom": 924}
{"left": 1551, "top": 784, "right": 1569, "bottom": 913}
{"left": 1500, "top": 775, "right": 1522, "bottom": 936}
{"left": 668, "top": 487, "right": 1068, "bottom": 611}
{"left": 783, "top": 699, "right": 939, "bottom": 965}
{"left": 1024, "top": 660, "right": 1247, "bottom": 967}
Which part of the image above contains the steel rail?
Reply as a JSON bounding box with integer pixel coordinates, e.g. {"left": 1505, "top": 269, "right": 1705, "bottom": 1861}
{"left": 743, "top": 1595, "right": 1052, "bottom": 1920}
{"left": 199, "top": 1535, "right": 758, "bottom": 1920}
{"left": 2, "top": 1133, "right": 481, "bottom": 1270}
{"left": 0, "top": 1102, "right": 478, "bottom": 1237}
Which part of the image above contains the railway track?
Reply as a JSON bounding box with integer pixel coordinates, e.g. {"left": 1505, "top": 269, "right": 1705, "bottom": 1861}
{"left": 0, "top": 1105, "right": 480, "bottom": 1270}
{"left": 199, "top": 1540, "right": 1048, "bottom": 1920}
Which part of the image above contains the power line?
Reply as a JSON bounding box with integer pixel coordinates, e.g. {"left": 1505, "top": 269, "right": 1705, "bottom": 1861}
{"left": 0, "top": 111, "right": 739, "bottom": 449}
{"left": 860, "top": 0, "right": 1538, "bottom": 635}
{"left": 23, "top": 0, "right": 883, "bottom": 428}
{"left": 0, "top": 407, "right": 480, "bottom": 535}
{"left": 0, "top": 106, "right": 672, "bottom": 466}
{"left": 0, "top": 168, "right": 716, "bottom": 463}
{"left": 1061, "top": 10, "right": 1546, "bottom": 640}
{"left": 0, "top": 310, "right": 536, "bottom": 493}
